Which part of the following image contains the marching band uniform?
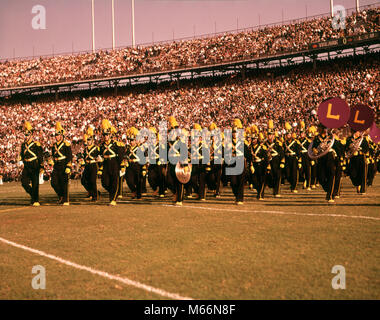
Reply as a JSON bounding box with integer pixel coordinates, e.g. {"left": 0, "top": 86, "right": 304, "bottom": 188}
{"left": 51, "top": 122, "right": 72, "bottom": 205}
{"left": 205, "top": 122, "right": 223, "bottom": 198}
{"left": 248, "top": 128, "right": 269, "bottom": 200}
{"left": 264, "top": 121, "right": 285, "bottom": 197}
{"left": 226, "top": 119, "right": 250, "bottom": 205}
{"left": 167, "top": 117, "right": 190, "bottom": 206}
{"left": 190, "top": 124, "right": 207, "bottom": 201}
{"left": 346, "top": 131, "right": 369, "bottom": 195}
{"left": 125, "top": 127, "right": 145, "bottom": 200}
{"left": 312, "top": 124, "right": 340, "bottom": 202}
{"left": 298, "top": 122, "right": 313, "bottom": 191}
{"left": 307, "top": 126, "right": 318, "bottom": 189}
{"left": 147, "top": 127, "right": 166, "bottom": 198}
{"left": 283, "top": 123, "right": 302, "bottom": 193}
{"left": 20, "top": 121, "right": 44, "bottom": 206}
{"left": 366, "top": 136, "right": 377, "bottom": 187}
{"left": 80, "top": 127, "right": 100, "bottom": 201}
{"left": 99, "top": 120, "right": 125, "bottom": 205}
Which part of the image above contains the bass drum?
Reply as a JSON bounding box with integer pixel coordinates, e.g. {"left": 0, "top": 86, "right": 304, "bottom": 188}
{"left": 175, "top": 162, "right": 192, "bottom": 184}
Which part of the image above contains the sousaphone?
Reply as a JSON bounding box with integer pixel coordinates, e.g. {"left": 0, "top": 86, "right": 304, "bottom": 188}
{"left": 308, "top": 136, "right": 335, "bottom": 160}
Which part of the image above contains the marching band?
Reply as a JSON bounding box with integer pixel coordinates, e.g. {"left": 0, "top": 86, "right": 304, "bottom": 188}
{"left": 12, "top": 117, "right": 380, "bottom": 207}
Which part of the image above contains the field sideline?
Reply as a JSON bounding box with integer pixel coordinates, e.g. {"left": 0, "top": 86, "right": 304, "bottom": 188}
{"left": 0, "top": 176, "right": 379, "bottom": 300}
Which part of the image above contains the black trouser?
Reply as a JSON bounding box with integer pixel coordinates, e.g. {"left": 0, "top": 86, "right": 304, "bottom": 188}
{"left": 51, "top": 163, "right": 69, "bottom": 203}
{"left": 310, "top": 159, "right": 318, "bottom": 186}
{"left": 367, "top": 161, "right": 376, "bottom": 187}
{"left": 21, "top": 162, "right": 40, "bottom": 203}
{"left": 317, "top": 152, "right": 337, "bottom": 201}
{"left": 300, "top": 152, "right": 312, "bottom": 188}
{"left": 148, "top": 164, "right": 166, "bottom": 196}
{"left": 206, "top": 164, "right": 222, "bottom": 195}
{"left": 229, "top": 165, "right": 246, "bottom": 202}
{"left": 117, "top": 175, "right": 124, "bottom": 197}
{"left": 126, "top": 162, "right": 143, "bottom": 199}
{"left": 250, "top": 161, "right": 266, "bottom": 199}
{"left": 221, "top": 163, "right": 230, "bottom": 186}
{"left": 348, "top": 154, "right": 367, "bottom": 193}
{"left": 101, "top": 159, "right": 120, "bottom": 202}
{"left": 191, "top": 164, "right": 207, "bottom": 199}
{"left": 285, "top": 155, "right": 299, "bottom": 191}
{"left": 266, "top": 157, "right": 281, "bottom": 196}
{"left": 332, "top": 160, "right": 343, "bottom": 198}
{"left": 168, "top": 163, "right": 184, "bottom": 203}
{"left": 81, "top": 163, "right": 98, "bottom": 200}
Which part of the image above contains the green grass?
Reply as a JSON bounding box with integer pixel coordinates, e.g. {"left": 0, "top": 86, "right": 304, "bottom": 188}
{"left": 0, "top": 175, "right": 379, "bottom": 299}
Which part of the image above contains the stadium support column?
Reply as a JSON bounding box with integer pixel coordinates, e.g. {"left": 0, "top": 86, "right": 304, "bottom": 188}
{"left": 330, "top": 0, "right": 334, "bottom": 17}
{"left": 356, "top": 0, "right": 360, "bottom": 12}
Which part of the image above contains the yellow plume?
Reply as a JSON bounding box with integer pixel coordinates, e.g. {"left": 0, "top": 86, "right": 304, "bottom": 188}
{"left": 259, "top": 132, "right": 264, "bottom": 140}
{"left": 168, "top": 116, "right": 178, "bottom": 128}
{"left": 55, "top": 122, "right": 65, "bottom": 135}
{"left": 86, "top": 127, "right": 94, "bottom": 136}
{"left": 111, "top": 126, "right": 117, "bottom": 135}
{"left": 300, "top": 121, "right": 305, "bottom": 129}
{"left": 268, "top": 120, "right": 274, "bottom": 129}
{"left": 101, "top": 119, "right": 111, "bottom": 131}
{"left": 285, "top": 122, "right": 292, "bottom": 131}
{"left": 24, "top": 121, "right": 33, "bottom": 132}
{"left": 83, "top": 133, "right": 88, "bottom": 143}
{"left": 149, "top": 127, "right": 157, "bottom": 134}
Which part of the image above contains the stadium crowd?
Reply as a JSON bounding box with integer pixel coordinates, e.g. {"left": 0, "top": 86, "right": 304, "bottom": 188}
{"left": 0, "top": 54, "right": 378, "bottom": 182}
{"left": 0, "top": 7, "right": 379, "bottom": 88}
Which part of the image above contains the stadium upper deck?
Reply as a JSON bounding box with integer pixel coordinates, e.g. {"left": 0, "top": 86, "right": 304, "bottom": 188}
{"left": 0, "top": 6, "right": 379, "bottom": 93}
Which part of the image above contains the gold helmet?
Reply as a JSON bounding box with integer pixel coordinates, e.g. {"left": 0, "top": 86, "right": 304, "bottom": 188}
{"left": 55, "top": 122, "right": 65, "bottom": 136}
{"left": 209, "top": 122, "right": 217, "bottom": 131}
{"left": 24, "top": 121, "right": 33, "bottom": 135}
{"left": 233, "top": 118, "right": 243, "bottom": 129}
{"left": 193, "top": 123, "right": 202, "bottom": 131}
{"left": 101, "top": 119, "right": 112, "bottom": 135}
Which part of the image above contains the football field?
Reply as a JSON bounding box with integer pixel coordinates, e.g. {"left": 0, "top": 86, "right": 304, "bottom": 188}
{"left": 0, "top": 176, "right": 379, "bottom": 300}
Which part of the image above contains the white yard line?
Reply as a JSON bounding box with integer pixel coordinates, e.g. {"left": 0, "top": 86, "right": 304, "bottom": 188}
{"left": 0, "top": 236, "right": 193, "bottom": 300}
{"left": 163, "top": 204, "right": 380, "bottom": 221}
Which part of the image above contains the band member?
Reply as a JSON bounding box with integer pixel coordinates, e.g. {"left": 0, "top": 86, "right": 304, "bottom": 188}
{"left": 366, "top": 135, "right": 377, "bottom": 187}
{"left": 264, "top": 120, "right": 285, "bottom": 198}
{"left": 167, "top": 116, "right": 190, "bottom": 206}
{"left": 205, "top": 122, "right": 223, "bottom": 198}
{"left": 307, "top": 126, "right": 318, "bottom": 189}
{"left": 346, "top": 130, "right": 369, "bottom": 195}
{"left": 98, "top": 120, "right": 125, "bottom": 205}
{"left": 20, "top": 121, "right": 44, "bottom": 206}
{"left": 80, "top": 127, "right": 100, "bottom": 201}
{"left": 311, "top": 123, "right": 340, "bottom": 202}
{"left": 125, "top": 127, "right": 145, "bottom": 200}
{"left": 283, "top": 122, "right": 302, "bottom": 193}
{"left": 147, "top": 127, "right": 166, "bottom": 198}
{"left": 50, "top": 122, "right": 72, "bottom": 205}
{"left": 190, "top": 123, "right": 207, "bottom": 201}
{"left": 248, "top": 127, "right": 269, "bottom": 200}
{"left": 225, "top": 119, "right": 250, "bottom": 205}
{"left": 298, "top": 121, "right": 313, "bottom": 190}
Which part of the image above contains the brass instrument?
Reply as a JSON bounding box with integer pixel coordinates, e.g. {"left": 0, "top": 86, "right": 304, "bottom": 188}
{"left": 346, "top": 132, "right": 364, "bottom": 159}
{"left": 308, "top": 136, "right": 335, "bottom": 160}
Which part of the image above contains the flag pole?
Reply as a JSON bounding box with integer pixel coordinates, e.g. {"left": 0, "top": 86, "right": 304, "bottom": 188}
{"left": 92, "top": 0, "right": 95, "bottom": 53}
{"left": 112, "top": 0, "right": 115, "bottom": 50}
{"left": 131, "top": 0, "right": 135, "bottom": 48}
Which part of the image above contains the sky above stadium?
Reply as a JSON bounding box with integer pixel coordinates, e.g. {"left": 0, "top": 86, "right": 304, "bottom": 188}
{"left": 0, "top": 0, "right": 378, "bottom": 60}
